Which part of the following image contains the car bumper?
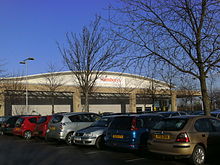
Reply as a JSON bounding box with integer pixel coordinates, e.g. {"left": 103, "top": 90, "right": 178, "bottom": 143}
{"left": 105, "top": 139, "right": 139, "bottom": 150}
{"left": 73, "top": 136, "right": 96, "bottom": 146}
{"left": 147, "top": 140, "right": 194, "bottom": 156}
{"left": 46, "top": 129, "right": 66, "bottom": 140}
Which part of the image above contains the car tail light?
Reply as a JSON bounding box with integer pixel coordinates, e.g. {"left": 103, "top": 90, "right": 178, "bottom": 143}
{"left": 131, "top": 117, "right": 139, "bottom": 131}
{"left": 176, "top": 132, "right": 190, "bottom": 142}
{"left": 59, "top": 123, "right": 66, "bottom": 130}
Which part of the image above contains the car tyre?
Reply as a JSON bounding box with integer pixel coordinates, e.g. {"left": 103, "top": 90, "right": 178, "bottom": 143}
{"left": 190, "top": 145, "right": 205, "bottom": 165}
{"left": 23, "top": 131, "right": 32, "bottom": 140}
{"left": 95, "top": 136, "right": 104, "bottom": 149}
{"left": 65, "top": 132, "right": 74, "bottom": 145}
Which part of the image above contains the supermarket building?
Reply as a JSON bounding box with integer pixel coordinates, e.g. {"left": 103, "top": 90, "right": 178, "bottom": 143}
{"left": 0, "top": 71, "right": 201, "bottom": 116}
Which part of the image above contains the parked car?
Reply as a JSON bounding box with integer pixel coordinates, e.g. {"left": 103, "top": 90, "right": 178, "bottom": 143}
{"left": 157, "top": 111, "right": 187, "bottom": 118}
{"left": 147, "top": 115, "right": 220, "bottom": 165}
{"left": 0, "top": 115, "right": 26, "bottom": 135}
{"left": 104, "top": 114, "right": 164, "bottom": 150}
{"left": 33, "top": 115, "right": 52, "bottom": 138}
{"left": 210, "top": 111, "right": 220, "bottom": 119}
{"left": 0, "top": 116, "right": 9, "bottom": 127}
{"left": 74, "top": 115, "right": 114, "bottom": 149}
{"left": 46, "top": 112, "right": 100, "bottom": 145}
{"left": 13, "top": 115, "right": 40, "bottom": 139}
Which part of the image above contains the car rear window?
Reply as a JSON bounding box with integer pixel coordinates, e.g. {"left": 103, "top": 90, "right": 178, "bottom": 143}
{"left": 109, "top": 116, "right": 133, "bottom": 130}
{"left": 15, "top": 118, "right": 25, "bottom": 127}
{"left": 152, "top": 118, "right": 187, "bottom": 131}
{"left": 37, "top": 116, "right": 47, "bottom": 124}
{"left": 51, "top": 115, "right": 63, "bottom": 123}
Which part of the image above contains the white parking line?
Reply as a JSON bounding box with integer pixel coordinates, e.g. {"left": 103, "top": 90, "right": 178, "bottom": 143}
{"left": 125, "top": 158, "right": 145, "bottom": 162}
{"left": 86, "top": 151, "right": 98, "bottom": 154}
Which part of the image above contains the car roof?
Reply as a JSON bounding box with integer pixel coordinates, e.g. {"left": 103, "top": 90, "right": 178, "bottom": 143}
{"left": 57, "top": 112, "right": 99, "bottom": 117}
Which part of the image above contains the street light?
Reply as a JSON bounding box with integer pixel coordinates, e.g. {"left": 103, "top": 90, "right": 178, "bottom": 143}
{"left": 19, "top": 57, "right": 35, "bottom": 113}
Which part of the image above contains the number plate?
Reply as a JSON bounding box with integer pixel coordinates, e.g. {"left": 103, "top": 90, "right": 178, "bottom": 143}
{"left": 74, "top": 137, "right": 81, "bottom": 141}
{"left": 112, "top": 135, "right": 124, "bottom": 139}
{"left": 154, "top": 134, "right": 170, "bottom": 140}
{"left": 49, "top": 127, "right": 56, "bottom": 131}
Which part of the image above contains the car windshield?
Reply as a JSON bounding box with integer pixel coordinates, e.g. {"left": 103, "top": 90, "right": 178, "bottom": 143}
{"left": 91, "top": 117, "right": 110, "bottom": 127}
{"left": 158, "top": 112, "right": 172, "bottom": 117}
{"left": 15, "top": 118, "right": 25, "bottom": 127}
{"left": 152, "top": 118, "right": 188, "bottom": 131}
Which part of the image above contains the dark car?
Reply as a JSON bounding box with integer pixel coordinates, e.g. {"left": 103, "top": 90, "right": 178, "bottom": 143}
{"left": 211, "top": 111, "right": 220, "bottom": 119}
{"left": 157, "top": 111, "right": 187, "bottom": 118}
{"left": 147, "top": 115, "right": 220, "bottom": 165}
{"left": 33, "top": 115, "right": 52, "bottom": 138}
{"left": 104, "top": 114, "right": 164, "bottom": 150}
{"left": 0, "top": 115, "right": 25, "bottom": 135}
{"left": 13, "top": 116, "right": 40, "bottom": 139}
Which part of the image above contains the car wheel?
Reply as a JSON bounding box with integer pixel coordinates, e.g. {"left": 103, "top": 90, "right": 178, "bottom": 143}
{"left": 24, "top": 131, "right": 32, "bottom": 140}
{"left": 65, "top": 132, "right": 74, "bottom": 145}
{"left": 95, "top": 136, "right": 104, "bottom": 149}
{"left": 190, "top": 145, "right": 205, "bottom": 165}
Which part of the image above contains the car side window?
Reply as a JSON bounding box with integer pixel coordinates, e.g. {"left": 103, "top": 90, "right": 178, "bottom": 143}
{"left": 69, "top": 115, "right": 81, "bottom": 122}
{"left": 195, "top": 118, "right": 214, "bottom": 132}
{"left": 80, "top": 115, "right": 92, "bottom": 122}
{"left": 209, "top": 119, "right": 220, "bottom": 132}
{"left": 29, "top": 118, "right": 37, "bottom": 123}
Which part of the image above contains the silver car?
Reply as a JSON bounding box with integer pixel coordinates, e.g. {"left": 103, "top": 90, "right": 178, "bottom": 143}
{"left": 46, "top": 112, "right": 100, "bottom": 145}
{"left": 74, "top": 116, "right": 114, "bottom": 149}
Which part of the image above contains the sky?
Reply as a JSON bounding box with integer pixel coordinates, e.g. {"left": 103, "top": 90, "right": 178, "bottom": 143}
{"left": 0, "top": 0, "right": 219, "bottom": 88}
{"left": 0, "top": 0, "right": 116, "bottom": 76}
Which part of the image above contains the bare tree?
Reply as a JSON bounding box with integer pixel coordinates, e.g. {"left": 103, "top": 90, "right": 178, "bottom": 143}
{"left": 1, "top": 74, "right": 27, "bottom": 115}
{"left": 108, "top": 0, "right": 220, "bottom": 115}
{"left": 58, "top": 16, "right": 127, "bottom": 112}
{"left": 41, "top": 63, "right": 65, "bottom": 114}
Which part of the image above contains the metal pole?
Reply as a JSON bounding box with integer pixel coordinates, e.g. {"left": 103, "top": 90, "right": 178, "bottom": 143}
{"left": 19, "top": 57, "right": 35, "bottom": 114}
{"left": 26, "top": 61, "right": 28, "bottom": 113}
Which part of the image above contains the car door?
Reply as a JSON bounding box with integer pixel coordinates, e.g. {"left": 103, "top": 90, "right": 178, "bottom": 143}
{"left": 194, "top": 118, "right": 214, "bottom": 149}
{"left": 207, "top": 118, "right": 220, "bottom": 153}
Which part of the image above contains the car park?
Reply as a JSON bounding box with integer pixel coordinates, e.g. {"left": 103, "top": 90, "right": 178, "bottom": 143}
{"left": 147, "top": 115, "right": 220, "bottom": 165}
{"left": 74, "top": 115, "right": 114, "bottom": 149}
{"left": 33, "top": 115, "right": 52, "bottom": 138}
{"left": 46, "top": 112, "right": 100, "bottom": 145}
{"left": 104, "top": 114, "right": 164, "bottom": 150}
{"left": 13, "top": 116, "right": 41, "bottom": 139}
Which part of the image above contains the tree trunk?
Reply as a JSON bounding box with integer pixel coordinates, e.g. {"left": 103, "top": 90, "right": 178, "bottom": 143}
{"left": 84, "top": 91, "right": 89, "bottom": 112}
{"left": 199, "top": 75, "right": 211, "bottom": 116}
{"left": 51, "top": 95, "right": 55, "bottom": 114}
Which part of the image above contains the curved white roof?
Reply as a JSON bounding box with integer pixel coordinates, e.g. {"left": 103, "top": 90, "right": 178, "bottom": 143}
{"left": 4, "top": 71, "right": 170, "bottom": 90}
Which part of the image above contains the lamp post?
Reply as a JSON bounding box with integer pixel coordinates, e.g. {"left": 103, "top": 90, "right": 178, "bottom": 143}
{"left": 19, "top": 57, "right": 35, "bottom": 113}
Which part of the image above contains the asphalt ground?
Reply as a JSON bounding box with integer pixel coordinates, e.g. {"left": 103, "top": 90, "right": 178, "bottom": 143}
{"left": 0, "top": 135, "right": 217, "bottom": 165}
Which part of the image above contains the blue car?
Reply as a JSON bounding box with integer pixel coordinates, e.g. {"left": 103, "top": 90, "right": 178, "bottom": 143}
{"left": 104, "top": 114, "right": 164, "bottom": 150}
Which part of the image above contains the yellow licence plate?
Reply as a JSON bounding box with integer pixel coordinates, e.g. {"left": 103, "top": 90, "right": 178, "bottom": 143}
{"left": 15, "top": 128, "right": 21, "bottom": 131}
{"left": 49, "top": 127, "right": 56, "bottom": 131}
{"left": 154, "top": 134, "right": 170, "bottom": 140}
{"left": 112, "top": 135, "right": 124, "bottom": 139}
